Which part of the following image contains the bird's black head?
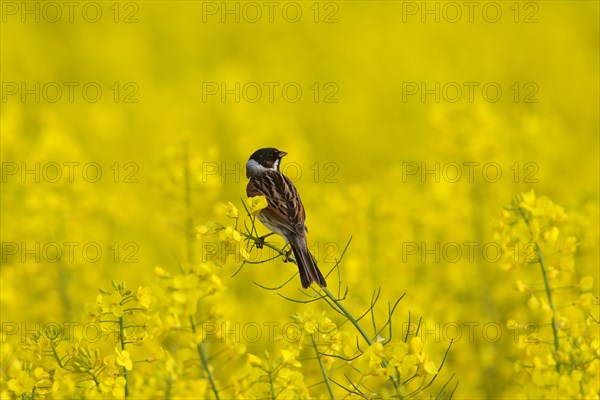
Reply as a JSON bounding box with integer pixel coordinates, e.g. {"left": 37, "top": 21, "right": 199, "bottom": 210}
{"left": 246, "top": 148, "right": 287, "bottom": 178}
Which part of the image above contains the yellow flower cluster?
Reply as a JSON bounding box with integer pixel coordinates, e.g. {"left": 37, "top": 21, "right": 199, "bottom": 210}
{"left": 3, "top": 3, "right": 598, "bottom": 397}
{"left": 236, "top": 348, "right": 310, "bottom": 399}
{"left": 2, "top": 184, "right": 459, "bottom": 398}
{"left": 4, "top": 282, "right": 152, "bottom": 398}
{"left": 496, "top": 191, "right": 599, "bottom": 398}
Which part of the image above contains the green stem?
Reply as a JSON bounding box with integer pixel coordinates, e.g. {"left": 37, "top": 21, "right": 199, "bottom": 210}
{"left": 323, "top": 287, "right": 400, "bottom": 392}
{"left": 241, "top": 232, "right": 285, "bottom": 257}
{"left": 51, "top": 345, "right": 64, "bottom": 368}
{"left": 57, "top": 218, "right": 72, "bottom": 321}
{"left": 164, "top": 376, "right": 172, "bottom": 400}
{"left": 312, "top": 335, "right": 335, "bottom": 400}
{"left": 322, "top": 288, "right": 372, "bottom": 345}
{"left": 184, "top": 144, "right": 219, "bottom": 398}
{"left": 198, "top": 344, "right": 220, "bottom": 400}
{"left": 190, "top": 316, "right": 220, "bottom": 400}
{"left": 535, "top": 243, "right": 561, "bottom": 369}
{"left": 184, "top": 142, "right": 195, "bottom": 264}
{"left": 519, "top": 205, "right": 561, "bottom": 370}
{"left": 118, "top": 316, "right": 129, "bottom": 398}
{"left": 267, "top": 362, "right": 276, "bottom": 400}
{"left": 57, "top": 261, "right": 72, "bottom": 321}
{"left": 89, "top": 371, "right": 101, "bottom": 393}
{"left": 242, "top": 230, "right": 401, "bottom": 393}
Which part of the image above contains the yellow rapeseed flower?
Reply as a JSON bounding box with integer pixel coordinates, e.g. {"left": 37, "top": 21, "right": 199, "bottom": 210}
{"left": 136, "top": 286, "right": 152, "bottom": 309}
{"left": 423, "top": 360, "right": 437, "bottom": 375}
{"left": 281, "top": 349, "right": 301, "bottom": 367}
{"left": 225, "top": 202, "right": 239, "bottom": 218}
{"left": 154, "top": 266, "right": 171, "bottom": 278}
{"left": 7, "top": 371, "right": 34, "bottom": 396}
{"left": 196, "top": 225, "right": 210, "bottom": 235}
{"left": 247, "top": 196, "right": 268, "bottom": 216}
{"left": 115, "top": 348, "right": 133, "bottom": 371}
{"left": 578, "top": 276, "right": 594, "bottom": 291}
{"left": 247, "top": 353, "right": 263, "bottom": 367}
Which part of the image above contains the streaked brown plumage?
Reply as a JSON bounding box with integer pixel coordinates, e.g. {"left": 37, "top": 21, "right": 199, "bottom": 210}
{"left": 246, "top": 148, "right": 326, "bottom": 288}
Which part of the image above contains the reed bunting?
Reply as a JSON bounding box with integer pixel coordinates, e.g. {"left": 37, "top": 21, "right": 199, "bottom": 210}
{"left": 246, "top": 148, "right": 327, "bottom": 288}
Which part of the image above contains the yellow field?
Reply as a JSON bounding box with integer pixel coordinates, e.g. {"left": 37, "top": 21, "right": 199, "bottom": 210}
{"left": 1, "top": 1, "right": 598, "bottom": 398}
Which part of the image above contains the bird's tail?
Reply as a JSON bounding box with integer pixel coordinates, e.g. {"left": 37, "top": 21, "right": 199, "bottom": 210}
{"left": 289, "top": 235, "right": 327, "bottom": 288}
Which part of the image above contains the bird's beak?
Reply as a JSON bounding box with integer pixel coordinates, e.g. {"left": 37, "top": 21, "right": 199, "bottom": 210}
{"left": 278, "top": 151, "right": 288, "bottom": 158}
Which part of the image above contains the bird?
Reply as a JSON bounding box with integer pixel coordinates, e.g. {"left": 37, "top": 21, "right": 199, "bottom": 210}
{"left": 246, "top": 147, "right": 327, "bottom": 288}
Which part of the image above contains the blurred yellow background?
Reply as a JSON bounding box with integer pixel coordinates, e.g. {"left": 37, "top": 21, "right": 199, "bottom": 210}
{"left": 1, "top": 1, "right": 598, "bottom": 398}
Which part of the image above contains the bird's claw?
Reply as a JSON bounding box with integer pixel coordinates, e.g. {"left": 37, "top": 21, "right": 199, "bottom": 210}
{"left": 255, "top": 233, "right": 274, "bottom": 249}
{"left": 282, "top": 248, "right": 293, "bottom": 263}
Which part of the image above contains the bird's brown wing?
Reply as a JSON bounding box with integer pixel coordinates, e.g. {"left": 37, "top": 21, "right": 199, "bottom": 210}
{"left": 247, "top": 171, "right": 306, "bottom": 236}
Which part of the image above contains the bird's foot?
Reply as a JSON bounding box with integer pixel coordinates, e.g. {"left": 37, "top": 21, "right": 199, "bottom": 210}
{"left": 255, "top": 233, "right": 274, "bottom": 249}
{"left": 282, "top": 247, "right": 293, "bottom": 263}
